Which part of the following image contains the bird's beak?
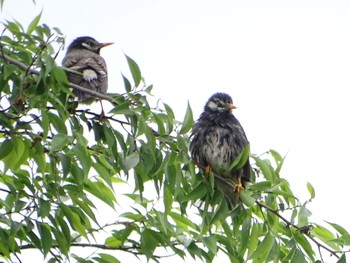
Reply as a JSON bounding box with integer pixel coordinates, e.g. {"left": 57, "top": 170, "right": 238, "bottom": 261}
{"left": 101, "top": 42, "right": 114, "bottom": 48}
{"left": 228, "top": 103, "right": 237, "bottom": 110}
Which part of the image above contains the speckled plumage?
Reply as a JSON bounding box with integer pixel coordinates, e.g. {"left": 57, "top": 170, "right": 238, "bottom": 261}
{"left": 190, "top": 92, "right": 250, "bottom": 207}
{"left": 62, "top": 36, "right": 111, "bottom": 104}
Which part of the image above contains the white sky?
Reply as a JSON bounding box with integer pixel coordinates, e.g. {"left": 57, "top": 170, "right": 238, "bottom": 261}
{"left": 2, "top": 0, "right": 350, "bottom": 262}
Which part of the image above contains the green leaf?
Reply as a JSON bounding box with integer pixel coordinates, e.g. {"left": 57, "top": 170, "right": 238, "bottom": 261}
{"left": 240, "top": 217, "right": 251, "bottom": 254}
{"left": 298, "top": 204, "right": 311, "bottom": 226}
{"left": 164, "top": 103, "right": 175, "bottom": 132}
{"left": 122, "top": 74, "right": 131, "bottom": 92}
{"left": 180, "top": 102, "right": 194, "bottom": 134}
{"left": 337, "top": 254, "right": 347, "bottom": 263}
{"left": 183, "top": 182, "right": 207, "bottom": 202}
{"left": 227, "top": 144, "right": 250, "bottom": 171}
{"left": 141, "top": 229, "right": 159, "bottom": 260}
{"left": 27, "top": 230, "right": 42, "bottom": 250}
{"left": 163, "top": 185, "right": 172, "bottom": 215}
{"left": 110, "top": 226, "right": 136, "bottom": 247}
{"left": 290, "top": 248, "right": 308, "bottom": 263}
{"left": 38, "top": 223, "right": 52, "bottom": 256}
{"left": 51, "top": 228, "right": 69, "bottom": 256}
{"left": 250, "top": 232, "right": 274, "bottom": 261}
{"left": 84, "top": 180, "right": 116, "bottom": 208}
{"left": 60, "top": 204, "right": 87, "bottom": 238}
{"left": 169, "top": 212, "right": 198, "bottom": 231}
{"left": 253, "top": 156, "right": 275, "bottom": 182}
{"left": 294, "top": 233, "right": 315, "bottom": 261}
{"left": 326, "top": 221, "right": 350, "bottom": 236}
{"left": 119, "top": 212, "right": 144, "bottom": 221}
{"left": 210, "top": 195, "right": 228, "bottom": 224}
{"left": 92, "top": 161, "right": 112, "bottom": 187}
{"left": 153, "top": 113, "right": 166, "bottom": 135}
{"left": 73, "top": 145, "right": 91, "bottom": 175}
{"left": 306, "top": 182, "right": 315, "bottom": 199}
{"left": 58, "top": 153, "right": 71, "bottom": 179}
{"left": 39, "top": 198, "right": 50, "bottom": 218}
{"left": 56, "top": 216, "right": 70, "bottom": 246}
{"left": 240, "top": 189, "right": 256, "bottom": 207}
{"left": 248, "top": 181, "right": 271, "bottom": 192}
{"left": 312, "top": 224, "right": 339, "bottom": 250}
{"left": 0, "top": 139, "right": 13, "bottom": 160}
{"left": 48, "top": 112, "right": 68, "bottom": 134}
{"left": 203, "top": 236, "right": 217, "bottom": 254}
{"left": 2, "top": 137, "right": 26, "bottom": 171}
{"left": 95, "top": 253, "right": 121, "bottom": 263}
{"left": 3, "top": 64, "right": 17, "bottom": 79}
{"left": 105, "top": 236, "right": 123, "bottom": 247}
{"left": 124, "top": 54, "right": 141, "bottom": 87}
{"left": 187, "top": 243, "right": 206, "bottom": 261}
{"left": 122, "top": 152, "right": 140, "bottom": 171}
{"left": 269, "top": 149, "right": 283, "bottom": 163}
{"left": 27, "top": 11, "right": 42, "bottom": 34}
{"left": 270, "top": 149, "right": 285, "bottom": 174}
{"left": 50, "top": 133, "right": 72, "bottom": 153}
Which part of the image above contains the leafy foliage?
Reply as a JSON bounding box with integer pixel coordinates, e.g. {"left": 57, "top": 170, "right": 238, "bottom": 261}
{"left": 0, "top": 10, "right": 349, "bottom": 263}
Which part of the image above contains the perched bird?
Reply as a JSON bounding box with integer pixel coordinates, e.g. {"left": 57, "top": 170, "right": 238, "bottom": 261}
{"left": 190, "top": 92, "right": 250, "bottom": 208}
{"left": 62, "top": 36, "right": 113, "bottom": 104}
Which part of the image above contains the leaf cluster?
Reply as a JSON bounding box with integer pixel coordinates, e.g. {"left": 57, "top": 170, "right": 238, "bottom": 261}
{"left": 0, "top": 13, "right": 349, "bottom": 263}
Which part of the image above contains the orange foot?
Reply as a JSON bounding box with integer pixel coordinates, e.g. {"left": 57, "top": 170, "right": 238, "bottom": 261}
{"left": 205, "top": 165, "right": 212, "bottom": 174}
{"left": 234, "top": 176, "right": 244, "bottom": 194}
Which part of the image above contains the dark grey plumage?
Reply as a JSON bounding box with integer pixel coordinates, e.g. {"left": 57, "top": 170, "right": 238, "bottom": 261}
{"left": 190, "top": 92, "right": 250, "bottom": 207}
{"left": 62, "top": 36, "right": 112, "bottom": 104}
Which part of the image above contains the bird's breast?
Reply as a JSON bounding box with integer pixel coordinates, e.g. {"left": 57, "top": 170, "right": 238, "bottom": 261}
{"left": 203, "top": 127, "right": 234, "bottom": 172}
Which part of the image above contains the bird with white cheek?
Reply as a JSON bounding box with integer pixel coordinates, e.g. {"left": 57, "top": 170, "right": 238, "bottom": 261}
{"left": 62, "top": 36, "right": 113, "bottom": 115}
{"left": 190, "top": 92, "right": 251, "bottom": 208}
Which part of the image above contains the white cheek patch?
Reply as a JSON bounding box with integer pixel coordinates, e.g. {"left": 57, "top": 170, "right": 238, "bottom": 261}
{"left": 207, "top": 101, "right": 217, "bottom": 109}
{"left": 83, "top": 69, "right": 98, "bottom": 81}
{"left": 82, "top": 42, "right": 90, "bottom": 49}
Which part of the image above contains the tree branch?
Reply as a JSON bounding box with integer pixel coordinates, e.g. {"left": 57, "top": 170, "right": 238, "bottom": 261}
{"left": 0, "top": 51, "right": 114, "bottom": 103}
{"left": 193, "top": 162, "right": 341, "bottom": 259}
{"left": 255, "top": 201, "right": 339, "bottom": 259}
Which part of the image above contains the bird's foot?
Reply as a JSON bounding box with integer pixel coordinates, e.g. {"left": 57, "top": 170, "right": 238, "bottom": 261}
{"left": 234, "top": 176, "right": 244, "bottom": 195}
{"left": 98, "top": 110, "right": 105, "bottom": 122}
{"left": 98, "top": 101, "right": 106, "bottom": 121}
{"left": 205, "top": 165, "right": 212, "bottom": 174}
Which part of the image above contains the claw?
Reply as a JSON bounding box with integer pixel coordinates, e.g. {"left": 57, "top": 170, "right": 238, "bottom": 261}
{"left": 205, "top": 165, "right": 212, "bottom": 174}
{"left": 234, "top": 175, "right": 244, "bottom": 194}
{"left": 98, "top": 101, "right": 105, "bottom": 121}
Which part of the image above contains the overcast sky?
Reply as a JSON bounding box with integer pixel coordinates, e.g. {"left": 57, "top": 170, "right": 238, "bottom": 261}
{"left": 2, "top": 0, "right": 350, "bottom": 261}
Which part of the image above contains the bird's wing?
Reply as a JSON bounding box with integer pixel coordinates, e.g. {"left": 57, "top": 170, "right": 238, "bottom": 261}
{"left": 62, "top": 51, "right": 108, "bottom": 93}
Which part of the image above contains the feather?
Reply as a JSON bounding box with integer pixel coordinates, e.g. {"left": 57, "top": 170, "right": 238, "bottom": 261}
{"left": 62, "top": 37, "right": 110, "bottom": 104}
{"left": 190, "top": 92, "right": 250, "bottom": 208}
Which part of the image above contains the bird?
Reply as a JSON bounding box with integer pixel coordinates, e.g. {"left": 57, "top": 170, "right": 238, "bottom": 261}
{"left": 190, "top": 92, "right": 250, "bottom": 208}
{"left": 62, "top": 36, "right": 113, "bottom": 105}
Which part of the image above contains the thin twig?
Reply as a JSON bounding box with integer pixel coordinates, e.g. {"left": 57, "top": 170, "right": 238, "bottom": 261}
{"left": 192, "top": 162, "right": 341, "bottom": 259}
{"left": 0, "top": 51, "right": 114, "bottom": 103}
{"left": 255, "top": 201, "right": 339, "bottom": 259}
{"left": 74, "top": 109, "right": 129, "bottom": 125}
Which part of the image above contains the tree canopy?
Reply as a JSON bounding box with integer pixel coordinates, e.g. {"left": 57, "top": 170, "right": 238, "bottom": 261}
{"left": 0, "top": 9, "right": 349, "bottom": 263}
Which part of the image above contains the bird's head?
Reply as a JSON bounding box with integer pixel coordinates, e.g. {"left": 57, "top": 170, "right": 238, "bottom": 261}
{"left": 204, "top": 92, "right": 236, "bottom": 114}
{"left": 67, "top": 36, "right": 113, "bottom": 54}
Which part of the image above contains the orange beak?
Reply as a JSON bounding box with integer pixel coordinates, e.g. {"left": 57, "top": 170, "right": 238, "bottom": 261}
{"left": 228, "top": 103, "right": 237, "bottom": 110}
{"left": 101, "top": 42, "right": 114, "bottom": 48}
